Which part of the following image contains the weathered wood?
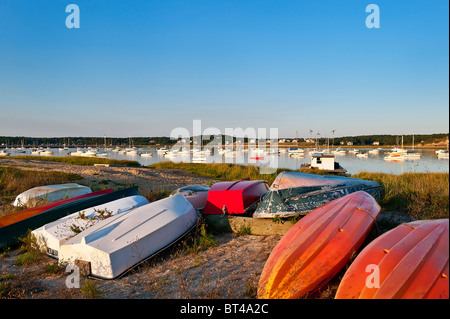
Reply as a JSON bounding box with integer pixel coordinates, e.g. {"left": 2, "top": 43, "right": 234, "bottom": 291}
{"left": 203, "top": 215, "right": 294, "bottom": 236}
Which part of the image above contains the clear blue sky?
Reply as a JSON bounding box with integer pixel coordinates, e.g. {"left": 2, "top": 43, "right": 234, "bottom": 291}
{"left": 0, "top": 0, "right": 448, "bottom": 138}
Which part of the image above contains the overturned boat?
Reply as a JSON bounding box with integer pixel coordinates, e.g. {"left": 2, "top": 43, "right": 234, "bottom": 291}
{"left": 253, "top": 171, "right": 381, "bottom": 218}
{"left": 13, "top": 183, "right": 92, "bottom": 207}
{"left": 203, "top": 179, "right": 269, "bottom": 215}
{"left": 32, "top": 195, "right": 150, "bottom": 257}
{"left": 58, "top": 194, "right": 198, "bottom": 280}
{"left": 0, "top": 187, "right": 139, "bottom": 249}
{"left": 170, "top": 184, "right": 210, "bottom": 210}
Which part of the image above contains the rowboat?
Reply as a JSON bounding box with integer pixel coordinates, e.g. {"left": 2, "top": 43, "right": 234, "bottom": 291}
{"left": 0, "top": 187, "right": 139, "bottom": 249}
{"left": 13, "top": 183, "right": 92, "bottom": 207}
{"left": 0, "top": 189, "right": 113, "bottom": 229}
{"left": 253, "top": 171, "right": 381, "bottom": 218}
{"left": 257, "top": 191, "right": 381, "bottom": 299}
{"left": 335, "top": 219, "right": 449, "bottom": 299}
{"left": 170, "top": 185, "right": 210, "bottom": 210}
{"left": 59, "top": 194, "right": 199, "bottom": 280}
{"left": 203, "top": 179, "right": 269, "bottom": 215}
{"left": 32, "top": 195, "right": 150, "bottom": 257}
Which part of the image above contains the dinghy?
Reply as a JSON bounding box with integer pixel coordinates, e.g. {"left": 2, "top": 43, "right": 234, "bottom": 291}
{"left": 257, "top": 191, "right": 381, "bottom": 299}
{"left": 253, "top": 171, "right": 381, "bottom": 218}
{"left": 0, "top": 189, "right": 113, "bottom": 230}
{"left": 0, "top": 187, "right": 140, "bottom": 249}
{"left": 13, "top": 183, "right": 92, "bottom": 207}
{"left": 170, "top": 185, "right": 210, "bottom": 210}
{"left": 59, "top": 194, "right": 198, "bottom": 280}
{"left": 32, "top": 195, "right": 149, "bottom": 257}
{"left": 203, "top": 179, "right": 269, "bottom": 215}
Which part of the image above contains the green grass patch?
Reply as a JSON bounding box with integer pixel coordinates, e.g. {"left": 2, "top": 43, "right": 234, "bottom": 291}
{"left": 353, "top": 171, "right": 449, "bottom": 220}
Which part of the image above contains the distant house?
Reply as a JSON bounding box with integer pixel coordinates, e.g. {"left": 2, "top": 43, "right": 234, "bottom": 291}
{"left": 305, "top": 138, "right": 315, "bottom": 143}
{"left": 340, "top": 141, "right": 345, "bottom": 145}
{"left": 346, "top": 141, "right": 353, "bottom": 146}
{"left": 279, "top": 139, "right": 286, "bottom": 143}
{"left": 372, "top": 141, "right": 380, "bottom": 146}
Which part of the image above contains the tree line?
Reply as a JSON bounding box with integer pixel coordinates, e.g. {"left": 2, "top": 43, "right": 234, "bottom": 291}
{"left": 0, "top": 133, "right": 448, "bottom": 148}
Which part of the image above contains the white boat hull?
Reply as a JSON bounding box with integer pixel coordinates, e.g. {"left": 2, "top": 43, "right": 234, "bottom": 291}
{"left": 59, "top": 194, "right": 198, "bottom": 279}
{"left": 32, "top": 195, "right": 149, "bottom": 257}
{"left": 13, "top": 183, "right": 92, "bottom": 207}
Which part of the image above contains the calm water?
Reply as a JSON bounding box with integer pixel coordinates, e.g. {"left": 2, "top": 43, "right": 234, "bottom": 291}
{"left": 8, "top": 147, "right": 449, "bottom": 175}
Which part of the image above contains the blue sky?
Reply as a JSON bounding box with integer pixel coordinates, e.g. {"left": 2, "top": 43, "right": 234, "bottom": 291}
{"left": 0, "top": 0, "right": 448, "bottom": 138}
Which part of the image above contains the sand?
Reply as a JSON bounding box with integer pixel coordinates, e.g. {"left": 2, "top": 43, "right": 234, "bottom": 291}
{"left": 0, "top": 158, "right": 411, "bottom": 299}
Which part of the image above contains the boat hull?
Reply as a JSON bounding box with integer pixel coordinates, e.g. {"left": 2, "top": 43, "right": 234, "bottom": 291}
{"left": 0, "top": 189, "right": 113, "bottom": 229}
{"left": 203, "top": 180, "right": 269, "bottom": 215}
{"left": 59, "top": 194, "right": 198, "bottom": 279}
{"left": 335, "top": 219, "right": 449, "bottom": 299}
{"left": 170, "top": 185, "right": 210, "bottom": 210}
{"left": 257, "top": 191, "right": 381, "bottom": 299}
{"left": 253, "top": 171, "right": 381, "bottom": 218}
{"left": 32, "top": 195, "right": 150, "bottom": 257}
{"left": 0, "top": 187, "right": 139, "bottom": 249}
{"left": 13, "top": 183, "right": 92, "bottom": 207}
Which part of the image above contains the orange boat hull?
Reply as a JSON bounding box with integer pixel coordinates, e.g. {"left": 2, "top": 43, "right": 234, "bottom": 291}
{"left": 257, "top": 191, "right": 381, "bottom": 299}
{"left": 0, "top": 189, "right": 113, "bottom": 228}
{"left": 335, "top": 219, "right": 449, "bottom": 299}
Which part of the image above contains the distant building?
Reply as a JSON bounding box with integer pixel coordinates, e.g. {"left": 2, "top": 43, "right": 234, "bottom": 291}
{"left": 346, "top": 141, "right": 353, "bottom": 146}
{"left": 372, "top": 141, "right": 380, "bottom": 146}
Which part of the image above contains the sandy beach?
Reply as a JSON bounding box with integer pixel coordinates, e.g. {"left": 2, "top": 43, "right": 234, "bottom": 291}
{"left": 0, "top": 158, "right": 412, "bottom": 299}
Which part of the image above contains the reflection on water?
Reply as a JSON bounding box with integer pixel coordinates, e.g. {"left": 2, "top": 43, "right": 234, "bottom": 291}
{"left": 6, "top": 147, "right": 449, "bottom": 175}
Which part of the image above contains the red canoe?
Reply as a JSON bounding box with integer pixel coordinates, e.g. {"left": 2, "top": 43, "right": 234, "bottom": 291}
{"left": 0, "top": 188, "right": 113, "bottom": 228}
{"left": 257, "top": 191, "right": 381, "bottom": 299}
{"left": 335, "top": 218, "right": 449, "bottom": 299}
{"left": 203, "top": 179, "right": 269, "bottom": 215}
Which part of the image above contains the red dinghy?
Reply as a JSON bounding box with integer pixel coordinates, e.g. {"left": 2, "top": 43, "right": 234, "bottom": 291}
{"left": 257, "top": 191, "right": 381, "bottom": 299}
{"left": 0, "top": 188, "right": 113, "bottom": 228}
{"left": 335, "top": 219, "right": 449, "bottom": 299}
{"left": 203, "top": 179, "right": 269, "bottom": 215}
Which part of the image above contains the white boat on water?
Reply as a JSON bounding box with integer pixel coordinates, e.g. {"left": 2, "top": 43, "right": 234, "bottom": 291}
{"left": 333, "top": 148, "right": 346, "bottom": 155}
{"left": 438, "top": 151, "right": 449, "bottom": 159}
{"left": 140, "top": 152, "right": 153, "bottom": 157}
{"left": 32, "top": 195, "right": 150, "bottom": 257}
{"left": 0, "top": 150, "right": 9, "bottom": 157}
{"left": 58, "top": 194, "right": 198, "bottom": 279}
{"left": 356, "top": 152, "right": 368, "bottom": 158}
{"left": 13, "top": 183, "right": 92, "bottom": 207}
{"left": 384, "top": 153, "right": 405, "bottom": 161}
{"left": 156, "top": 147, "right": 169, "bottom": 154}
{"left": 40, "top": 149, "right": 54, "bottom": 156}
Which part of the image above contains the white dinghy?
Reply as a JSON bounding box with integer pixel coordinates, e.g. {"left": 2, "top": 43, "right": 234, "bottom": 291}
{"left": 32, "top": 195, "right": 150, "bottom": 257}
{"left": 59, "top": 194, "right": 198, "bottom": 279}
{"left": 13, "top": 183, "right": 92, "bottom": 207}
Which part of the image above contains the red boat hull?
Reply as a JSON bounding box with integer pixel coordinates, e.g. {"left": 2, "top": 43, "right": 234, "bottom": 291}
{"left": 257, "top": 191, "right": 381, "bottom": 299}
{"left": 335, "top": 219, "right": 449, "bottom": 299}
{"left": 203, "top": 180, "right": 268, "bottom": 215}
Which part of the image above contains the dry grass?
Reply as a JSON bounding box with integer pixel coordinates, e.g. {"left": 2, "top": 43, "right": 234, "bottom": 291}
{"left": 353, "top": 171, "right": 449, "bottom": 220}
{"left": 0, "top": 167, "right": 84, "bottom": 216}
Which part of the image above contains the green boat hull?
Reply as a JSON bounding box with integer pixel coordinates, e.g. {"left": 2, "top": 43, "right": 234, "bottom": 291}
{"left": 253, "top": 182, "right": 381, "bottom": 218}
